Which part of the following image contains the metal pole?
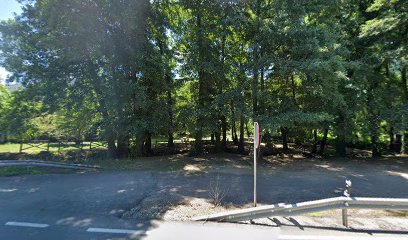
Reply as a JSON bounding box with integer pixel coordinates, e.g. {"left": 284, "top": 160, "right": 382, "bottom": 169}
{"left": 254, "top": 143, "right": 257, "bottom": 207}
{"left": 342, "top": 179, "right": 352, "bottom": 227}
{"left": 254, "top": 122, "right": 258, "bottom": 207}
{"left": 342, "top": 209, "right": 348, "bottom": 227}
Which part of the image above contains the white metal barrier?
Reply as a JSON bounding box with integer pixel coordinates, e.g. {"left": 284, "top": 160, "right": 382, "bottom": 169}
{"left": 193, "top": 196, "right": 408, "bottom": 227}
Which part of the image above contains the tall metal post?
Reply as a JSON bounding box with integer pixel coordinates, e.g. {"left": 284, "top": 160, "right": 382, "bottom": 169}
{"left": 254, "top": 140, "right": 257, "bottom": 207}
{"left": 253, "top": 122, "right": 260, "bottom": 207}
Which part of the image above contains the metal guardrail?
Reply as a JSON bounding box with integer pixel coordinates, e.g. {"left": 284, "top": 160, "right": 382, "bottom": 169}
{"left": 193, "top": 196, "right": 408, "bottom": 227}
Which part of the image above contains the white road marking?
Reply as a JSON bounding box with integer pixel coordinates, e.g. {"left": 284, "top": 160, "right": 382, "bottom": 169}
{"left": 86, "top": 227, "right": 145, "bottom": 235}
{"left": 5, "top": 221, "right": 49, "bottom": 228}
{"left": 279, "top": 234, "right": 408, "bottom": 240}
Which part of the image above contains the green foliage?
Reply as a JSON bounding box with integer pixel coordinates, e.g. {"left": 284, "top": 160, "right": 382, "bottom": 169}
{"left": 0, "top": 0, "right": 406, "bottom": 157}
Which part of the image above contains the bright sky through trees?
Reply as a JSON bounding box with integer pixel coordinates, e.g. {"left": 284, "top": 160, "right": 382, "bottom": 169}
{"left": 0, "top": 0, "right": 21, "bottom": 84}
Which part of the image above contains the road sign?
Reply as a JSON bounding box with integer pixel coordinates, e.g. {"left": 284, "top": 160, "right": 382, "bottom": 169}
{"left": 254, "top": 122, "right": 260, "bottom": 149}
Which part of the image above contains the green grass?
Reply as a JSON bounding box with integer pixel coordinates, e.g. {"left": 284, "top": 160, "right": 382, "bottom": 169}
{"left": 386, "top": 210, "right": 408, "bottom": 217}
{"left": 0, "top": 143, "right": 21, "bottom": 153}
{"left": 0, "top": 138, "right": 175, "bottom": 154}
{"left": 0, "top": 166, "right": 47, "bottom": 177}
{"left": 0, "top": 166, "right": 77, "bottom": 177}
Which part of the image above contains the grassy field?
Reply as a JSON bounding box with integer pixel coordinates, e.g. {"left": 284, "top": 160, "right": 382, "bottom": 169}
{"left": 0, "top": 166, "right": 47, "bottom": 177}
{"left": 0, "top": 166, "right": 78, "bottom": 177}
{"left": 0, "top": 142, "right": 108, "bottom": 153}
{"left": 0, "top": 136, "right": 194, "bottom": 154}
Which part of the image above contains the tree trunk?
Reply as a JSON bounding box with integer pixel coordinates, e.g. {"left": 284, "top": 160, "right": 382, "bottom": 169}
{"left": 234, "top": 125, "right": 238, "bottom": 145}
{"left": 116, "top": 135, "right": 129, "bottom": 158}
{"left": 88, "top": 60, "right": 117, "bottom": 158}
{"left": 215, "top": 131, "right": 221, "bottom": 152}
{"left": 335, "top": 113, "right": 347, "bottom": 157}
{"left": 231, "top": 103, "right": 238, "bottom": 145}
{"left": 281, "top": 127, "right": 288, "bottom": 151}
{"left": 221, "top": 116, "right": 227, "bottom": 149}
{"left": 367, "top": 68, "right": 381, "bottom": 157}
{"left": 371, "top": 132, "right": 380, "bottom": 157}
{"left": 402, "top": 66, "right": 407, "bottom": 101}
{"left": 238, "top": 116, "right": 245, "bottom": 153}
{"left": 401, "top": 66, "right": 407, "bottom": 154}
{"left": 319, "top": 128, "right": 328, "bottom": 155}
{"left": 396, "top": 133, "right": 403, "bottom": 153}
{"left": 252, "top": 48, "right": 258, "bottom": 119}
{"left": 245, "top": 121, "right": 250, "bottom": 139}
{"left": 144, "top": 131, "right": 152, "bottom": 155}
{"left": 263, "top": 131, "right": 273, "bottom": 153}
{"left": 193, "top": 10, "right": 206, "bottom": 155}
{"left": 135, "top": 138, "right": 144, "bottom": 157}
{"left": 166, "top": 75, "right": 174, "bottom": 149}
{"left": 311, "top": 129, "right": 318, "bottom": 154}
{"left": 107, "top": 138, "right": 117, "bottom": 158}
{"left": 389, "top": 126, "right": 394, "bottom": 151}
{"left": 291, "top": 74, "right": 296, "bottom": 103}
{"left": 158, "top": 37, "right": 174, "bottom": 150}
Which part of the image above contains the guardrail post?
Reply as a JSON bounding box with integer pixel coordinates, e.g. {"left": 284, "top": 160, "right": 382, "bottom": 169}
{"left": 342, "top": 209, "right": 348, "bottom": 227}
{"left": 342, "top": 179, "right": 352, "bottom": 227}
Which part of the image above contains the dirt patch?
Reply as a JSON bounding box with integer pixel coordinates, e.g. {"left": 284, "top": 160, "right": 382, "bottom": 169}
{"left": 122, "top": 190, "right": 183, "bottom": 219}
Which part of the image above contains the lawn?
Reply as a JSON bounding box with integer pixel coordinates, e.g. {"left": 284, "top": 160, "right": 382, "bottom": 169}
{"left": 0, "top": 137, "right": 192, "bottom": 154}
{"left": 0, "top": 166, "right": 47, "bottom": 177}
{"left": 0, "top": 141, "right": 111, "bottom": 153}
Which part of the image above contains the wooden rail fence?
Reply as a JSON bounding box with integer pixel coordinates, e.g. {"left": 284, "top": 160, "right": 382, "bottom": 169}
{"left": 19, "top": 140, "right": 108, "bottom": 153}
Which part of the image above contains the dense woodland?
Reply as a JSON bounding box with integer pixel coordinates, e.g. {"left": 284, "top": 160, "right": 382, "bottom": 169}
{"left": 0, "top": 0, "right": 407, "bottom": 158}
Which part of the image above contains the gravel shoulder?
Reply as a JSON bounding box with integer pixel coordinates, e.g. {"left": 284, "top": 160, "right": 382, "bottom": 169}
{"left": 120, "top": 153, "right": 408, "bottom": 231}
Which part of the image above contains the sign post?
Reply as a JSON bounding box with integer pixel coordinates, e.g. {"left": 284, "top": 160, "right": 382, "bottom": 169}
{"left": 253, "top": 122, "right": 260, "bottom": 207}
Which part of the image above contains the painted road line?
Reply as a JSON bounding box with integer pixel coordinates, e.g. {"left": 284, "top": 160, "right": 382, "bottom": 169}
{"left": 86, "top": 227, "right": 145, "bottom": 235}
{"left": 5, "top": 221, "right": 49, "bottom": 228}
{"left": 279, "top": 234, "right": 408, "bottom": 240}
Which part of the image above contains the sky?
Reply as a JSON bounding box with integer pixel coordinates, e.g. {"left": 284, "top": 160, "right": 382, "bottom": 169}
{"left": 0, "top": 0, "right": 22, "bottom": 85}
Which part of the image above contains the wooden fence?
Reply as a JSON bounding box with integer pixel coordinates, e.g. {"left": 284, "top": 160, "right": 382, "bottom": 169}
{"left": 19, "top": 140, "right": 108, "bottom": 153}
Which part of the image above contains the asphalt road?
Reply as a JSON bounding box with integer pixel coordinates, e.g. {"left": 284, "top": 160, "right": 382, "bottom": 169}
{"left": 0, "top": 165, "right": 407, "bottom": 240}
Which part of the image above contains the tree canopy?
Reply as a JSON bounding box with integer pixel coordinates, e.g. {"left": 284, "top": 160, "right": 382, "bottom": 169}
{"left": 0, "top": 0, "right": 407, "bottom": 158}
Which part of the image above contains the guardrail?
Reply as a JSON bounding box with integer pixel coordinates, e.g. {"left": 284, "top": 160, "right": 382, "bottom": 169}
{"left": 193, "top": 196, "right": 408, "bottom": 227}
{"left": 193, "top": 180, "right": 408, "bottom": 228}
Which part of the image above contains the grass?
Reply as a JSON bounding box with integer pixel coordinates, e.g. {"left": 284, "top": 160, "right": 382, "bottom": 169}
{"left": 87, "top": 155, "right": 188, "bottom": 172}
{"left": 0, "top": 142, "right": 109, "bottom": 153}
{"left": 0, "top": 166, "right": 47, "bottom": 177}
{"left": 0, "top": 138, "right": 176, "bottom": 154}
{"left": 0, "top": 166, "right": 79, "bottom": 177}
{"left": 386, "top": 210, "right": 408, "bottom": 217}
{"left": 0, "top": 143, "right": 21, "bottom": 153}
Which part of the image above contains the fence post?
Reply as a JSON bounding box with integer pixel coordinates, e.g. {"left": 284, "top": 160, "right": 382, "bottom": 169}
{"left": 19, "top": 142, "right": 23, "bottom": 153}
{"left": 89, "top": 142, "right": 92, "bottom": 150}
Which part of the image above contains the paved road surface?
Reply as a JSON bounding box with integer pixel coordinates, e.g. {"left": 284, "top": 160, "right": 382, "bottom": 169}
{"left": 0, "top": 167, "right": 407, "bottom": 239}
